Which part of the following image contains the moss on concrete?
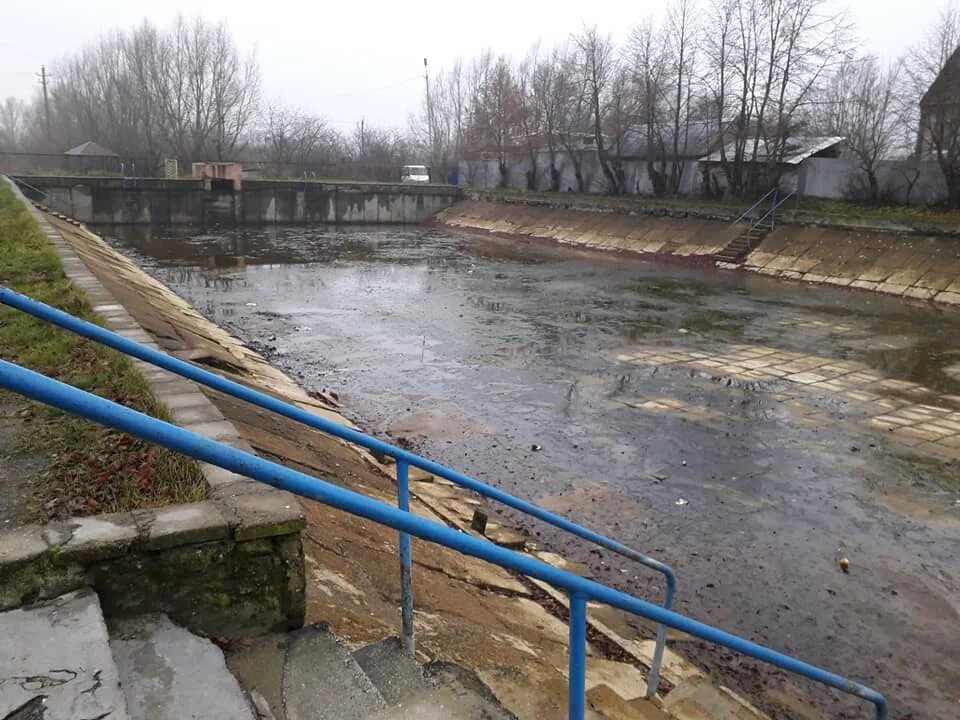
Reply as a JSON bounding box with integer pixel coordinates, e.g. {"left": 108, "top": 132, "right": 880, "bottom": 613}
{"left": 90, "top": 535, "right": 305, "bottom": 638}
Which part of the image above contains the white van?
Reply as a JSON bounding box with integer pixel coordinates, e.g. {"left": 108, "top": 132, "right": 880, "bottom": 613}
{"left": 401, "top": 165, "right": 430, "bottom": 183}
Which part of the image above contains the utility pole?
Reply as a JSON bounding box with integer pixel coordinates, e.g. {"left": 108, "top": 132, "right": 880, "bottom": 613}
{"left": 38, "top": 66, "right": 52, "bottom": 142}
{"left": 360, "top": 117, "right": 365, "bottom": 158}
{"left": 423, "top": 58, "right": 434, "bottom": 167}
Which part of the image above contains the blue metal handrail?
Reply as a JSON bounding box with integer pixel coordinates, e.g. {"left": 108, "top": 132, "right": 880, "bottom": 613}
{"left": 733, "top": 187, "right": 778, "bottom": 224}
{"left": 0, "top": 287, "right": 676, "bottom": 696}
{"left": 0, "top": 358, "right": 889, "bottom": 720}
{"left": 752, "top": 190, "right": 797, "bottom": 232}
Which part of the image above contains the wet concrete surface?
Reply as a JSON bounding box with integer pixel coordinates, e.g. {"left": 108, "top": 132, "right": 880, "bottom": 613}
{"left": 104, "top": 224, "right": 960, "bottom": 720}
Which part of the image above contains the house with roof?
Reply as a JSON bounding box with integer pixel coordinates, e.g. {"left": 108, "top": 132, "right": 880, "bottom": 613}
{"left": 917, "top": 45, "right": 960, "bottom": 161}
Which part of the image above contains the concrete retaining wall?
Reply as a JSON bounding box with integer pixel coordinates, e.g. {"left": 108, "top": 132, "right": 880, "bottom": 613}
{"left": 798, "top": 157, "right": 947, "bottom": 204}
{"left": 0, "top": 178, "right": 306, "bottom": 638}
{"left": 460, "top": 154, "right": 700, "bottom": 195}
{"left": 15, "top": 176, "right": 462, "bottom": 226}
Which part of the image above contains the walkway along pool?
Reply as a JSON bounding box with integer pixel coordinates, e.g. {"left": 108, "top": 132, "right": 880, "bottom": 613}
{"left": 104, "top": 223, "right": 960, "bottom": 720}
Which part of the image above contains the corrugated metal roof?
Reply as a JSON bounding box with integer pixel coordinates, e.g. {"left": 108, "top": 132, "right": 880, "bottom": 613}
{"left": 699, "top": 136, "right": 845, "bottom": 164}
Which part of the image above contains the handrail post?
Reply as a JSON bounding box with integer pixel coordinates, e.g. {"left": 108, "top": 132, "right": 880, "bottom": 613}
{"left": 396, "top": 459, "right": 415, "bottom": 656}
{"left": 645, "top": 570, "right": 677, "bottom": 698}
{"left": 568, "top": 592, "right": 588, "bottom": 720}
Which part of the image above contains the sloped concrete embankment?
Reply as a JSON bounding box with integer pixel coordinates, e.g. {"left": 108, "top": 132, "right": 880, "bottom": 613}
{"left": 434, "top": 199, "right": 739, "bottom": 262}
{"left": 743, "top": 226, "right": 960, "bottom": 304}
{"left": 436, "top": 199, "right": 960, "bottom": 305}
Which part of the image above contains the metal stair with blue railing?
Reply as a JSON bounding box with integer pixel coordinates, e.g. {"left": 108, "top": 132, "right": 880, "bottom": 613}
{"left": 715, "top": 188, "right": 797, "bottom": 264}
{"left": 0, "top": 287, "right": 889, "bottom": 720}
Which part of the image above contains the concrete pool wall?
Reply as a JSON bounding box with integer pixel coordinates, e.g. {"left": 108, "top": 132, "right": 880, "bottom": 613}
{"left": 436, "top": 199, "right": 960, "bottom": 305}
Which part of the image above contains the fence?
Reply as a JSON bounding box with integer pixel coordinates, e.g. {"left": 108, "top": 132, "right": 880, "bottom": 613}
{"left": 1, "top": 152, "right": 459, "bottom": 185}
{"left": 0, "top": 151, "right": 155, "bottom": 177}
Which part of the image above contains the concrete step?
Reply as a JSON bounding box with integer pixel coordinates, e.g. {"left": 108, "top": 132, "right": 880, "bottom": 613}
{"left": 361, "top": 662, "right": 516, "bottom": 720}
{"left": 282, "top": 624, "right": 388, "bottom": 720}
{"left": 661, "top": 677, "right": 766, "bottom": 720}
{"left": 352, "top": 637, "right": 428, "bottom": 706}
{"left": 588, "top": 685, "right": 671, "bottom": 719}
{"left": 108, "top": 613, "right": 255, "bottom": 720}
{"left": 0, "top": 590, "right": 129, "bottom": 720}
{"left": 228, "top": 629, "right": 516, "bottom": 720}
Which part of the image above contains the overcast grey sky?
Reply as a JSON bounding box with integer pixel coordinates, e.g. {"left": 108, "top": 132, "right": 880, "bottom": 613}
{"left": 0, "top": 0, "right": 950, "bottom": 129}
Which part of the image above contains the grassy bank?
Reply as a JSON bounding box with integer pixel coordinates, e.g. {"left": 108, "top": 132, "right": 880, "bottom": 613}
{"left": 0, "top": 181, "right": 206, "bottom": 521}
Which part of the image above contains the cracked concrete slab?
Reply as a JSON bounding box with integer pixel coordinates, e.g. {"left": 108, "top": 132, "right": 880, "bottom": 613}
{"left": 109, "top": 613, "right": 254, "bottom": 720}
{"left": 0, "top": 590, "right": 128, "bottom": 720}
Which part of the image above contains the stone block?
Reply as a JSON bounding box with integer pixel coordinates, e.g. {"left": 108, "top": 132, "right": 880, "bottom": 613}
{"left": 902, "top": 286, "right": 937, "bottom": 301}
{"left": 138, "top": 502, "right": 230, "bottom": 551}
{"left": 228, "top": 489, "right": 305, "bottom": 542}
{"left": 162, "top": 391, "right": 214, "bottom": 411}
{"left": 200, "top": 462, "right": 257, "bottom": 492}
{"left": 0, "top": 524, "right": 47, "bottom": 568}
{"left": 220, "top": 436, "right": 257, "bottom": 454}
{"left": 183, "top": 419, "right": 241, "bottom": 441}
{"left": 172, "top": 403, "right": 225, "bottom": 426}
{"left": 884, "top": 269, "right": 925, "bottom": 287}
{"left": 934, "top": 291, "right": 960, "bottom": 305}
{"left": 875, "top": 282, "right": 909, "bottom": 296}
{"left": 58, "top": 513, "right": 139, "bottom": 564}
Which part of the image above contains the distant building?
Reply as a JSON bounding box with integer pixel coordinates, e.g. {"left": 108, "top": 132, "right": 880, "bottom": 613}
{"left": 917, "top": 45, "right": 960, "bottom": 159}
{"left": 191, "top": 161, "right": 243, "bottom": 190}
{"left": 619, "top": 119, "right": 724, "bottom": 195}
{"left": 63, "top": 141, "right": 119, "bottom": 174}
{"left": 698, "top": 136, "right": 847, "bottom": 195}
{"left": 64, "top": 141, "right": 119, "bottom": 158}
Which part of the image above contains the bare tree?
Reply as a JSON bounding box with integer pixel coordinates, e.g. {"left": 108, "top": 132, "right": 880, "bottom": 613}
{"left": 475, "top": 55, "right": 519, "bottom": 188}
{"left": 629, "top": 19, "right": 672, "bottom": 195}
{"left": 573, "top": 26, "right": 624, "bottom": 194}
{"left": 818, "top": 56, "right": 902, "bottom": 202}
{"left": 208, "top": 21, "right": 259, "bottom": 160}
{"left": 703, "top": 0, "right": 849, "bottom": 198}
{"left": 259, "top": 102, "right": 336, "bottom": 174}
{"left": 410, "top": 60, "right": 466, "bottom": 173}
{"left": 665, "top": 0, "right": 700, "bottom": 194}
{"left": 556, "top": 56, "right": 591, "bottom": 192}
{"left": 532, "top": 47, "right": 569, "bottom": 191}
{"left": 0, "top": 97, "right": 29, "bottom": 150}
{"left": 517, "top": 44, "right": 544, "bottom": 190}
{"left": 604, "top": 64, "right": 635, "bottom": 193}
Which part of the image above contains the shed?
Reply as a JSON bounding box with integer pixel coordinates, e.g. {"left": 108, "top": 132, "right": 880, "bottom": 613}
{"left": 698, "top": 136, "right": 847, "bottom": 194}
{"left": 63, "top": 141, "right": 120, "bottom": 174}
